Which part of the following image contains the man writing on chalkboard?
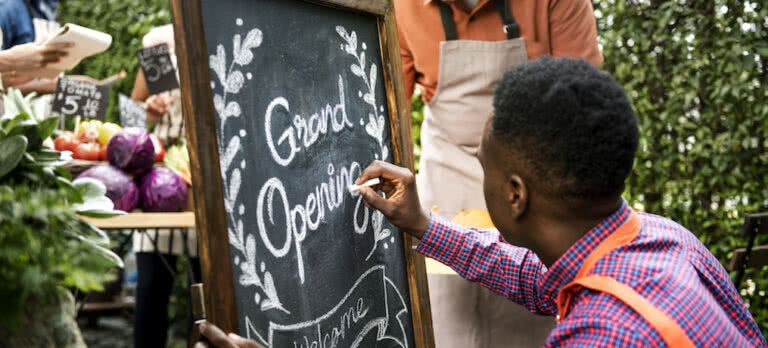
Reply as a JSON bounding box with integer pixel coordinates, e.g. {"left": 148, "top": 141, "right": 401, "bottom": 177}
{"left": 351, "top": 58, "right": 765, "bottom": 347}
{"left": 396, "top": 0, "right": 602, "bottom": 345}
{"left": 194, "top": 58, "right": 765, "bottom": 348}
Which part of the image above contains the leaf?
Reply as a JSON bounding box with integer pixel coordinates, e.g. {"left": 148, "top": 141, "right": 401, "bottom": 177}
{"left": 369, "top": 64, "right": 377, "bottom": 90}
{"left": 235, "top": 28, "right": 263, "bottom": 66}
{"left": 349, "top": 31, "right": 357, "bottom": 51}
{"left": 229, "top": 168, "right": 241, "bottom": 209}
{"left": 72, "top": 178, "right": 107, "bottom": 200}
{"left": 37, "top": 116, "right": 59, "bottom": 141}
{"left": 335, "top": 25, "right": 348, "bottom": 39}
{"left": 224, "top": 101, "right": 242, "bottom": 118}
{"left": 365, "top": 114, "right": 378, "bottom": 138}
{"left": 221, "top": 136, "right": 241, "bottom": 172}
{"left": 213, "top": 94, "right": 225, "bottom": 115}
{"left": 351, "top": 64, "right": 364, "bottom": 77}
{"left": 0, "top": 135, "right": 28, "bottom": 179}
{"left": 225, "top": 70, "right": 245, "bottom": 94}
{"left": 363, "top": 93, "right": 375, "bottom": 106}
{"left": 360, "top": 51, "right": 366, "bottom": 70}
{"left": 209, "top": 44, "right": 227, "bottom": 86}
{"left": 233, "top": 33, "right": 242, "bottom": 64}
{"left": 245, "top": 234, "right": 256, "bottom": 263}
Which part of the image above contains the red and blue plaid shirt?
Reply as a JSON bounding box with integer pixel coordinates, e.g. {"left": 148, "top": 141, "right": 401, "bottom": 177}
{"left": 416, "top": 201, "right": 766, "bottom": 347}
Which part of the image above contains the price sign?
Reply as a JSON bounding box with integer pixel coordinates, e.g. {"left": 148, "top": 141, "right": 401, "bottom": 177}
{"left": 118, "top": 94, "right": 147, "bottom": 129}
{"left": 137, "top": 43, "right": 179, "bottom": 95}
{"left": 51, "top": 77, "right": 111, "bottom": 121}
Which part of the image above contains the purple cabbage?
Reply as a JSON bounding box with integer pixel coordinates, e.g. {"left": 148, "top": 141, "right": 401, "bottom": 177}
{"left": 138, "top": 168, "right": 188, "bottom": 212}
{"left": 107, "top": 128, "right": 155, "bottom": 175}
{"left": 77, "top": 165, "right": 139, "bottom": 211}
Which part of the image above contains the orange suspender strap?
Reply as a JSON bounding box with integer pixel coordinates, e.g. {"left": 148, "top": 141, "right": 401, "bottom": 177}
{"left": 557, "top": 213, "right": 643, "bottom": 318}
{"left": 565, "top": 276, "right": 696, "bottom": 348}
{"left": 556, "top": 212, "right": 696, "bottom": 348}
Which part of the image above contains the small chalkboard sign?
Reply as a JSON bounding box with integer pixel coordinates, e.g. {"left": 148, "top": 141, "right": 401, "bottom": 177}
{"left": 118, "top": 94, "right": 147, "bottom": 129}
{"left": 51, "top": 77, "right": 111, "bottom": 120}
{"left": 137, "top": 43, "right": 179, "bottom": 95}
{"left": 171, "top": 0, "right": 434, "bottom": 347}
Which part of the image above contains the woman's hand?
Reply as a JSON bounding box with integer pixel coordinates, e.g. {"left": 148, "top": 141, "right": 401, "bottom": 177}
{"left": 145, "top": 94, "right": 174, "bottom": 124}
{"left": 1, "top": 42, "right": 72, "bottom": 72}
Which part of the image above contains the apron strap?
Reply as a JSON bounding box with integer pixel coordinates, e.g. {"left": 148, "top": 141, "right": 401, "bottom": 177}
{"left": 561, "top": 275, "right": 696, "bottom": 348}
{"left": 437, "top": 1, "right": 459, "bottom": 41}
{"left": 437, "top": 0, "right": 520, "bottom": 41}
{"left": 492, "top": 0, "right": 520, "bottom": 39}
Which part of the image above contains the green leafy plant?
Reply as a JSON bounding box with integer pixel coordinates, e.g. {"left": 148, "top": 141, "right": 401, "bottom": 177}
{"left": 0, "top": 89, "right": 125, "bottom": 332}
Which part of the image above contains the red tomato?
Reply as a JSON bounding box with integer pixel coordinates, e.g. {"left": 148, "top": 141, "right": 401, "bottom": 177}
{"left": 78, "top": 128, "right": 100, "bottom": 143}
{"left": 73, "top": 142, "right": 101, "bottom": 161}
{"left": 54, "top": 131, "right": 80, "bottom": 152}
{"left": 150, "top": 134, "right": 165, "bottom": 162}
{"left": 98, "top": 144, "right": 108, "bottom": 161}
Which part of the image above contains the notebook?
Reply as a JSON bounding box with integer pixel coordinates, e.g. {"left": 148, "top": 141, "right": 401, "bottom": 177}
{"left": 31, "top": 23, "right": 112, "bottom": 79}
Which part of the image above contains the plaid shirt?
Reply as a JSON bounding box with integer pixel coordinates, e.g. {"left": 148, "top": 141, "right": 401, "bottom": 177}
{"left": 416, "top": 201, "right": 766, "bottom": 347}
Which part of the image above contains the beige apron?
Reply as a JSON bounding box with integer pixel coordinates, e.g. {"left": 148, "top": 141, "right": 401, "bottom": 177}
{"left": 420, "top": 1, "right": 555, "bottom": 347}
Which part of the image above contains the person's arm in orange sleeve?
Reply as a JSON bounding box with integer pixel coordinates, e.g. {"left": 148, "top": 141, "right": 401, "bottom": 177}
{"left": 549, "top": 0, "right": 603, "bottom": 67}
{"left": 397, "top": 18, "right": 416, "bottom": 101}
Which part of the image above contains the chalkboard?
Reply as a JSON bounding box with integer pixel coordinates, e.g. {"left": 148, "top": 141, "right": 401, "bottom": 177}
{"left": 170, "top": 0, "right": 434, "bottom": 347}
{"left": 51, "top": 77, "right": 111, "bottom": 121}
{"left": 118, "top": 94, "right": 147, "bottom": 129}
{"left": 137, "top": 43, "right": 179, "bottom": 95}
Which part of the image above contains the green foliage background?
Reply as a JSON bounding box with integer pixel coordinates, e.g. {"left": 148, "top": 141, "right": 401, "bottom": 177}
{"left": 57, "top": 0, "right": 172, "bottom": 124}
{"left": 411, "top": 0, "right": 768, "bottom": 332}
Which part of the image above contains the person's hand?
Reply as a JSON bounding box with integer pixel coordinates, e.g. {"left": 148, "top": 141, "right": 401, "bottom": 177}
{"left": 2, "top": 42, "right": 72, "bottom": 72}
{"left": 356, "top": 160, "right": 430, "bottom": 239}
{"left": 145, "top": 94, "right": 173, "bottom": 123}
{"left": 194, "top": 322, "right": 264, "bottom": 348}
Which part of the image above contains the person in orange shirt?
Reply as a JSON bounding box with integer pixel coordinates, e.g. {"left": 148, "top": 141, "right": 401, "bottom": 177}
{"left": 395, "top": 0, "right": 602, "bottom": 346}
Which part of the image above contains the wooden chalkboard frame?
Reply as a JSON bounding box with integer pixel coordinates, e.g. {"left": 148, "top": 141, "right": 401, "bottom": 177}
{"left": 169, "top": 0, "right": 435, "bottom": 347}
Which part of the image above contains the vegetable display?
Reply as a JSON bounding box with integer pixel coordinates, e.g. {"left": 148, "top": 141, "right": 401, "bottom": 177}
{"left": 77, "top": 165, "right": 139, "bottom": 211}
{"left": 54, "top": 121, "right": 124, "bottom": 161}
{"left": 107, "top": 127, "right": 155, "bottom": 175}
{"left": 138, "top": 168, "right": 188, "bottom": 212}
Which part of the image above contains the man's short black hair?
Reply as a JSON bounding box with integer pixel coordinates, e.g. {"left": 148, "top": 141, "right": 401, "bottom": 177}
{"left": 492, "top": 57, "right": 638, "bottom": 200}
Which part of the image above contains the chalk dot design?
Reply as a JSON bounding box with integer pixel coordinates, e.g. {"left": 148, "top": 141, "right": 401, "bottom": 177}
{"left": 236, "top": 18, "right": 243, "bottom": 26}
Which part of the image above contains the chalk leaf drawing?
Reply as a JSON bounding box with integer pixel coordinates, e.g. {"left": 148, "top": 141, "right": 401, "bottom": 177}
{"left": 337, "top": 25, "right": 394, "bottom": 260}
{"left": 210, "top": 19, "right": 288, "bottom": 315}
{"left": 337, "top": 25, "right": 388, "bottom": 162}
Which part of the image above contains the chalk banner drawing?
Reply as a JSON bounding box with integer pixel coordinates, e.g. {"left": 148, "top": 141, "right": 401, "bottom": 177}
{"left": 203, "top": 1, "right": 414, "bottom": 346}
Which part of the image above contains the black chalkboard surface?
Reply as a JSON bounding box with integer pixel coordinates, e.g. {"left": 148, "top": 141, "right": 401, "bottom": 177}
{"left": 200, "top": 1, "right": 414, "bottom": 347}
{"left": 171, "top": 0, "right": 433, "bottom": 346}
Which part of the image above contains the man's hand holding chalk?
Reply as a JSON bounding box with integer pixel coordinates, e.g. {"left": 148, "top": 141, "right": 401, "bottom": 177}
{"left": 355, "top": 160, "right": 430, "bottom": 239}
{"left": 347, "top": 178, "right": 381, "bottom": 193}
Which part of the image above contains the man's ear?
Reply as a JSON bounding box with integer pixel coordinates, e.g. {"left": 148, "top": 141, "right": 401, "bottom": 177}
{"left": 507, "top": 175, "right": 527, "bottom": 219}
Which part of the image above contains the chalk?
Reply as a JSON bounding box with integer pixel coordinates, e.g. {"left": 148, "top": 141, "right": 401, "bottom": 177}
{"left": 347, "top": 178, "right": 380, "bottom": 193}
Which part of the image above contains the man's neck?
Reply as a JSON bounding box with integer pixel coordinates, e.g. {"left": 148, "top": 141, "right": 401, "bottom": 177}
{"left": 530, "top": 196, "right": 624, "bottom": 267}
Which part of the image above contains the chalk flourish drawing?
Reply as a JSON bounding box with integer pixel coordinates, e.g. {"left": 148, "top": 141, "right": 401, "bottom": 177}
{"left": 336, "top": 25, "right": 388, "bottom": 162}
{"left": 336, "top": 25, "right": 393, "bottom": 261}
{"left": 209, "top": 19, "right": 289, "bottom": 315}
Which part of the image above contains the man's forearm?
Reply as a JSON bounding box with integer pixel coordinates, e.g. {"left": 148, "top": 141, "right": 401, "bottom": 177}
{"left": 415, "top": 214, "right": 556, "bottom": 315}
